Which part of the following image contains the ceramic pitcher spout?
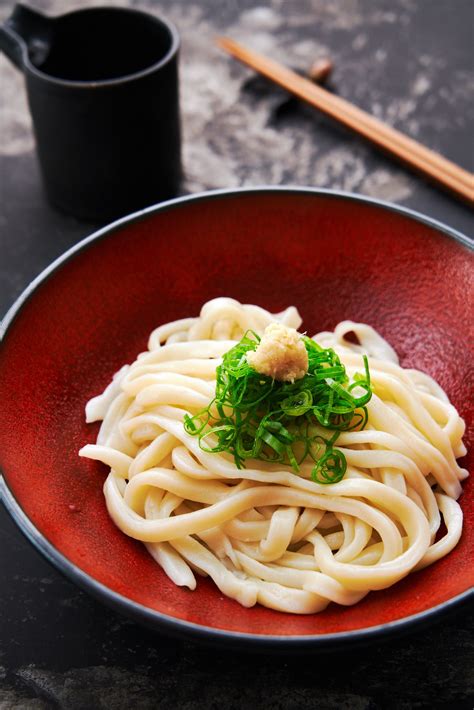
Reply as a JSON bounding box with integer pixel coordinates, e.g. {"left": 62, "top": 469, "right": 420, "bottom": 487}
{"left": 0, "top": 3, "right": 53, "bottom": 70}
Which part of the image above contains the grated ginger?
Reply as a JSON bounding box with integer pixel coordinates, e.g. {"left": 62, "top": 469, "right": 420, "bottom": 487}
{"left": 246, "top": 322, "right": 308, "bottom": 382}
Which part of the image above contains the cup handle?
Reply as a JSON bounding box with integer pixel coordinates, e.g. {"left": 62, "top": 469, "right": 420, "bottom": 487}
{"left": 0, "top": 3, "right": 53, "bottom": 71}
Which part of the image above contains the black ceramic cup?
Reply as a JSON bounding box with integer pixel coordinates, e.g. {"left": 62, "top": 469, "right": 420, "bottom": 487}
{"left": 0, "top": 4, "right": 181, "bottom": 221}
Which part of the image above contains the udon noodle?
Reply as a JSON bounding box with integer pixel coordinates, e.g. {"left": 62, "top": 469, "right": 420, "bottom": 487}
{"left": 80, "top": 298, "right": 467, "bottom": 613}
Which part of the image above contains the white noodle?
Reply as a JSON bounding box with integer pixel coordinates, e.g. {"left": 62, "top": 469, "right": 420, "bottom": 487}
{"left": 79, "top": 297, "right": 467, "bottom": 614}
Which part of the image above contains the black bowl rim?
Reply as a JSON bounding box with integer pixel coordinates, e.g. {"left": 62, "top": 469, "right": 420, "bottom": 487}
{"left": 1, "top": 186, "right": 473, "bottom": 650}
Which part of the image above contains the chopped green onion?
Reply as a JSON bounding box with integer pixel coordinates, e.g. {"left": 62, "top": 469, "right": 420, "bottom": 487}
{"left": 184, "top": 331, "right": 372, "bottom": 484}
{"left": 281, "top": 390, "right": 313, "bottom": 416}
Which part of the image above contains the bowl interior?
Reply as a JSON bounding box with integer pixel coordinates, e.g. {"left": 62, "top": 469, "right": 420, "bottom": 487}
{"left": 0, "top": 190, "right": 473, "bottom": 638}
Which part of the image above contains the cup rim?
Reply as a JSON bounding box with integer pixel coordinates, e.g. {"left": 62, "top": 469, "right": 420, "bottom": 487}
{"left": 23, "top": 5, "right": 180, "bottom": 89}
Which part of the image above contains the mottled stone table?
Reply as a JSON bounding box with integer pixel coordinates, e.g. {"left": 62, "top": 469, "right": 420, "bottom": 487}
{"left": 1, "top": 1, "right": 473, "bottom": 708}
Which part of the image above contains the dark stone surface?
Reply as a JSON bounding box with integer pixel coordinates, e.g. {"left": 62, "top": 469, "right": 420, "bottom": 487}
{"left": 0, "top": 1, "right": 473, "bottom": 708}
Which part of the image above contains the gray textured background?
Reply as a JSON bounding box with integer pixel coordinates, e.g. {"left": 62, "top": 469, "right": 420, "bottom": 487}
{"left": 0, "top": 1, "right": 473, "bottom": 708}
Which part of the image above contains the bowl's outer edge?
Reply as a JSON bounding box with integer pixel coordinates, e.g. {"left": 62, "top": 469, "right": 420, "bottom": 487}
{"left": 1, "top": 186, "right": 473, "bottom": 648}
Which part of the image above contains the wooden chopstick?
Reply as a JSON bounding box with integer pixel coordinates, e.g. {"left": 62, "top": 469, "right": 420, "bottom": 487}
{"left": 217, "top": 37, "right": 474, "bottom": 203}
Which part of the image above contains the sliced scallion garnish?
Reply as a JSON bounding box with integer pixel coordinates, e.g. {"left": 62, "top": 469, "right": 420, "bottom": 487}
{"left": 183, "top": 331, "right": 372, "bottom": 484}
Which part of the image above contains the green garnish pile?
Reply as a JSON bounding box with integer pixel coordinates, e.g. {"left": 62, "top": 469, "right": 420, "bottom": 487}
{"left": 184, "top": 331, "right": 372, "bottom": 484}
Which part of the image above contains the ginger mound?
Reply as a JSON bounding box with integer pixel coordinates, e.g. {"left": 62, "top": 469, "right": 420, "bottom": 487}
{"left": 246, "top": 323, "right": 308, "bottom": 382}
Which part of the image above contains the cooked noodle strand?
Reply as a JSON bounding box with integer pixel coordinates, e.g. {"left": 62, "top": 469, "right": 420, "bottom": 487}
{"left": 79, "top": 297, "right": 466, "bottom": 614}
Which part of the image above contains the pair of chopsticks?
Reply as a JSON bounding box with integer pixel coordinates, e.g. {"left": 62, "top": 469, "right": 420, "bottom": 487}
{"left": 217, "top": 37, "right": 473, "bottom": 204}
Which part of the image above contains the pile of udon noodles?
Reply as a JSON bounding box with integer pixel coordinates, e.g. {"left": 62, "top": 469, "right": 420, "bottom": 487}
{"left": 80, "top": 298, "right": 467, "bottom": 614}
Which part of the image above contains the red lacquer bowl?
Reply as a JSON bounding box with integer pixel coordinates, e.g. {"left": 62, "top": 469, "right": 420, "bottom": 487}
{"left": 1, "top": 188, "right": 473, "bottom": 649}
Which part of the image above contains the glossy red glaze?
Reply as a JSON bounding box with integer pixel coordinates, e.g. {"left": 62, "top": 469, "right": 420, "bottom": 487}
{"left": 1, "top": 190, "right": 473, "bottom": 638}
